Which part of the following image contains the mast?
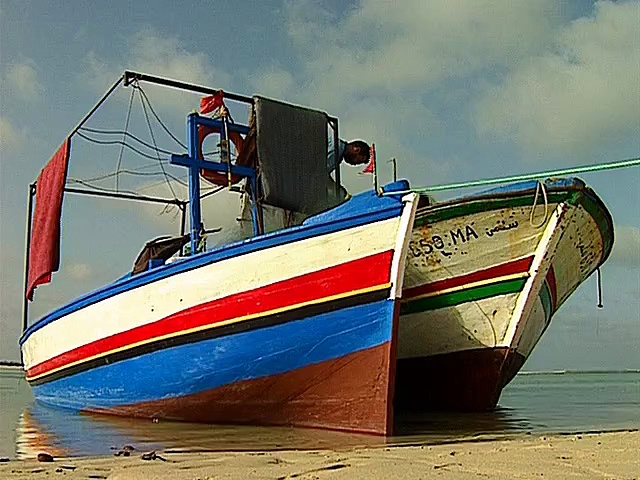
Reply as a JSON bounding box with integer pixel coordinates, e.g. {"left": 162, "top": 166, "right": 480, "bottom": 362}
{"left": 22, "top": 183, "right": 36, "bottom": 332}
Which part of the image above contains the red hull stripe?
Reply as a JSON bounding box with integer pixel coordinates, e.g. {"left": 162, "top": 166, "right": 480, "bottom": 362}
{"left": 403, "top": 256, "right": 534, "bottom": 300}
{"left": 545, "top": 264, "right": 557, "bottom": 311}
{"left": 27, "top": 250, "right": 394, "bottom": 379}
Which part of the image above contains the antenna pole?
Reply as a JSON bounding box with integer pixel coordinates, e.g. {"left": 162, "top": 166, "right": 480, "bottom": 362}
{"left": 22, "top": 183, "right": 36, "bottom": 333}
{"left": 371, "top": 144, "right": 378, "bottom": 193}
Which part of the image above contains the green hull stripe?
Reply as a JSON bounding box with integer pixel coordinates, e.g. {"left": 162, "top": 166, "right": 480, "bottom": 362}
{"left": 574, "top": 190, "right": 614, "bottom": 261}
{"left": 400, "top": 277, "right": 527, "bottom": 315}
{"left": 414, "top": 192, "right": 570, "bottom": 226}
{"left": 539, "top": 281, "right": 553, "bottom": 323}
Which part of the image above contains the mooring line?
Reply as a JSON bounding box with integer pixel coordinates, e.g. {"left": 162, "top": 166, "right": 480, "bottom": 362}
{"left": 384, "top": 157, "right": 640, "bottom": 195}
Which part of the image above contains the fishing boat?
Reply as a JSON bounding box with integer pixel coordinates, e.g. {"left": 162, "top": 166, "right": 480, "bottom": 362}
{"left": 238, "top": 175, "right": 615, "bottom": 411}
{"left": 19, "top": 72, "right": 418, "bottom": 435}
{"left": 395, "top": 179, "right": 614, "bottom": 410}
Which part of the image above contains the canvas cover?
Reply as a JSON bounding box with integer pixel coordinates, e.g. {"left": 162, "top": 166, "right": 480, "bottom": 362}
{"left": 132, "top": 235, "right": 190, "bottom": 275}
{"left": 254, "top": 96, "right": 337, "bottom": 214}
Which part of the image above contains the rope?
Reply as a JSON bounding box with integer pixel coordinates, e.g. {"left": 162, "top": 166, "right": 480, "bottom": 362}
{"left": 72, "top": 168, "right": 172, "bottom": 182}
{"left": 115, "top": 87, "right": 136, "bottom": 191}
{"left": 78, "top": 127, "right": 177, "bottom": 156}
{"left": 75, "top": 131, "right": 176, "bottom": 161}
{"left": 529, "top": 180, "right": 549, "bottom": 228}
{"left": 137, "top": 85, "right": 178, "bottom": 199}
{"left": 383, "top": 157, "right": 640, "bottom": 195}
{"left": 135, "top": 85, "right": 187, "bottom": 149}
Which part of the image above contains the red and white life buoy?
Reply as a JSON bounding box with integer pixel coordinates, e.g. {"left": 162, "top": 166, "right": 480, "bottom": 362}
{"left": 198, "top": 124, "right": 245, "bottom": 186}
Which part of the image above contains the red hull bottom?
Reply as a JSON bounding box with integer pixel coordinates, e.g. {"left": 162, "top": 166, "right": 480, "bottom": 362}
{"left": 90, "top": 342, "right": 395, "bottom": 435}
{"left": 394, "top": 347, "right": 526, "bottom": 412}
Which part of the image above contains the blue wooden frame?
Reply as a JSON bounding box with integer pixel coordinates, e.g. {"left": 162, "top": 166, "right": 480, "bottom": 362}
{"left": 170, "top": 113, "right": 260, "bottom": 255}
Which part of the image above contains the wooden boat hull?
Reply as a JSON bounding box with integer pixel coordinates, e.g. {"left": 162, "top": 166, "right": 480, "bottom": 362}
{"left": 21, "top": 188, "right": 418, "bottom": 435}
{"left": 397, "top": 179, "right": 613, "bottom": 411}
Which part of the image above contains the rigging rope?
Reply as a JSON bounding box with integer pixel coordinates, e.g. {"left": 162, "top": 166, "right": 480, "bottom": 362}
{"left": 116, "top": 87, "right": 136, "bottom": 191}
{"left": 137, "top": 84, "right": 178, "bottom": 199}
{"left": 385, "top": 157, "right": 640, "bottom": 195}
{"left": 77, "top": 129, "right": 221, "bottom": 158}
{"left": 135, "top": 85, "right": 187, "bottom": 149}
{"left": 529, "top": 180, "right": 549, "bottom": 228}
{"left": 71, "top": 167, "right": 179, "bottom": 183}
{"left": 75, "top": 131, "right": 176, "bottom": 161}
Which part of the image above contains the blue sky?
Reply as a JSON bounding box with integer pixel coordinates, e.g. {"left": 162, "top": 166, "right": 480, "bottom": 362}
{"left": 0, "top": 0, "right": 638, "bottom": 369}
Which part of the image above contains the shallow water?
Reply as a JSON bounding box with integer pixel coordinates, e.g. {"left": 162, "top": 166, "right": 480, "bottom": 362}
{"left": 1, "top": 367, "right": 638, "bottom": 459}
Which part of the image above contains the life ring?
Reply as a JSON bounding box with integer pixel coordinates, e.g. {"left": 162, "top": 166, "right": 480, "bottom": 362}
{"left": 198, "top": 124, "right": 245, "bottom": 186}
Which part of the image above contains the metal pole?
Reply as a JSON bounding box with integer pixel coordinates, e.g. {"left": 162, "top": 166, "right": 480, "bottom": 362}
{"left": 22, "top": 183, "right": 36, "bottom": 332}
{"left": 124, "top": 71, "right": 253, "bottom": 104}
{"left": 69, "top": 75, "right": 125, "bottom": 137}
{"left": 331, "top": 117, "right": 341, "bottom": 197}
{"left": 64, "top": 187, "right": 184, "bottom": 206}
{"left": 372, "top": 144, "right": 378, "bottom": 193}
{"left": 179, "top": 202, "right": 187, "bottom": 257}
{"left": 187, "top": 114, "right": 202, "bottom": 255}
{"left": 391, "top": 158, "right": 397, "bottom": 182}
{"left": 248, "top": 177, "right": 261, "bottom": 237}
{"left": 179, "top": 203, "right": 187, "bottom": 237}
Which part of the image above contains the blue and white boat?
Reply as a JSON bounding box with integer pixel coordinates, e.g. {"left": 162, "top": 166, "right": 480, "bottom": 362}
{"left": 20, "top": 72, "right": 418, "bottom": 435}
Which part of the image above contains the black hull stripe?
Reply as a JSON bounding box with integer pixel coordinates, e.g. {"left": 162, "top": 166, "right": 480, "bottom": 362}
{"left": 29, "top": 288, "right": 391, "bottom": 387}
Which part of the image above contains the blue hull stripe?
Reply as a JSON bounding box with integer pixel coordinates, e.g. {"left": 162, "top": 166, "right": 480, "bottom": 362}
{"left": 32, "top": 298, "right": 396, "bottom": 409}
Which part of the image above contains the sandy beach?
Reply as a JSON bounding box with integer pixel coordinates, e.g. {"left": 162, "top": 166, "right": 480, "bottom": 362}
{"left": 2, "top": 429, "right": 637, "bottom": 479}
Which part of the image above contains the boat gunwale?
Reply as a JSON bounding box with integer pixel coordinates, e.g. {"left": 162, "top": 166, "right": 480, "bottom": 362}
{"left": 20, "top": 199, "right": 404, "bottom": 344}
{"left": 414, "top": 178, "right": 614, "bottom": 265}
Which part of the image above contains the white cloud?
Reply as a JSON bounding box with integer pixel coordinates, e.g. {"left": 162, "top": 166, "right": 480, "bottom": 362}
{"left": 133, "top": 178, "right": 249, "bottom": 246}
{"left": 0, "top": 116, "right": 25, "bottom": 153}
{"left": 66, "top": 262, "right": 93, "bottom": 280}
{"left": 249, "top": 66, "right": 295, "bottom": 99}
{"left": 82, "top": 29, "right": 234, "bottom": 115}
{"left": 282, "top": 0, "right": 559, "bottom": 107}
{"left": 4, "top": 60, "right": 44, "bottom": 101}
{"left": 127, "top": 30, "right": 232, "bottom": 89}
{"left": 249, "top": 0, "right": 564, "bottom": 186}
{"left": 610, "top": 225, "right": 640, "bottom": 266}
{"left": 474, "top": 1, "right": 640, "bottom": 157}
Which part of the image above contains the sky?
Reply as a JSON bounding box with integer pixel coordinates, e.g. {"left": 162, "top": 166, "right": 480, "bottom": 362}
{"left": 0, "top": 0, "right": 638, "bottom": 370}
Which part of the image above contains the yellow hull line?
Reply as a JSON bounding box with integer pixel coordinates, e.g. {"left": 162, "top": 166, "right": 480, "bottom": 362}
{"left": 26, "top": 282, "right": 392, "bottom": 382}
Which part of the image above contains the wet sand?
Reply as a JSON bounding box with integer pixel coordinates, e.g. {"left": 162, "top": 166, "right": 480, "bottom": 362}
{"left": 2, "top": 429, "right": 637, "bottom": 479}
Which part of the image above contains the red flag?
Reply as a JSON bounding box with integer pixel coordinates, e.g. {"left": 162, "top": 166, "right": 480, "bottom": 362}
{"left": 27, "top": 138, "right": 70, "bottom": 300}
{"left": 361, "top": 143, "right": 375, "bottom": 174}
{"left": 200, "top": 91, "right": 225, "bottom": 115}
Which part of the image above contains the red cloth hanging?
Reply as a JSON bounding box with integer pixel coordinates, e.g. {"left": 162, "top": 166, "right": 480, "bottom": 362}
{"left": 26, "top": 138, "right": 70, "bottom": 301}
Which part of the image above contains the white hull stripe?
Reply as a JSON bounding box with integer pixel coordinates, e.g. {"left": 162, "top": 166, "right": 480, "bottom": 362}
{"left": 23, "top": 217, "right": 401, "bottom": 369}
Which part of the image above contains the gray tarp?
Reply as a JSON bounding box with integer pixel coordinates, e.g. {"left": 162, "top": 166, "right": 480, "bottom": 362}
{"left": 255, "top": 96, "right": 338, "bottom": 214}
